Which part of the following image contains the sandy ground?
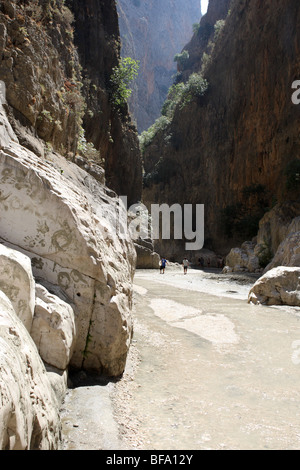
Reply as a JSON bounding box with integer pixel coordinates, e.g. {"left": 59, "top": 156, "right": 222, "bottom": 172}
{"left": 60, "top": 267, "right": 300, "bottom": 450}
{"left": 60, "top": 267, "right": 257, "bottom": 450}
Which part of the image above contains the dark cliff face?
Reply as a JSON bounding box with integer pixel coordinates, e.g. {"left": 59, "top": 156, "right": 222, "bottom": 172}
{"left": 68, "top": 0, "right": 142, "bottom": 205}
{"left": 0, "top": 0, "right": 142, "bottom": 205}
{"left": 117, "top": 0, "right": 201, "bottom": 133}
{"left": 180, "top": 0, "right": 231, "bottom": 79}
{"left": 0, "top": 0, "right": 82, "bottom": 156}
{"left": 143, "top": 0, "right": 300, "bottom": 259}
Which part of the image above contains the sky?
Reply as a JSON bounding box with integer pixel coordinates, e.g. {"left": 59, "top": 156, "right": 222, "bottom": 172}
{"left": 201, "top": 0, "right": 209, "bottom": 14}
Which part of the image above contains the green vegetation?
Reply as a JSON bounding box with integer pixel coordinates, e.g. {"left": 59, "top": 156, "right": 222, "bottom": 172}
{"left": 177, "top": 73, "right": 208, "bottom": 108}
{"left": 161, "top": 82, "right": 185, "bottom": 118}
{"left": 174, "top": 50, "right": 190, "bottom": 68}
{"left": 214, "top": 19, "right": 226, "bottom": 41}
{"left": 77, "top": 127, "right": 101, "bottom": 162}
{"left": 140, "top": 73, "right": 208, "bottom": 155}
{"left": 192, "top": 23, "right": 200, "bottom": 34}
{"left": 110, "top": 57, "right": 139, "bottom": 109}
{"left": 199, "top": 18, "right": 227, "bottom": 73}
{"left": 38, "top": 109, "right": 54, "bottom": 123}
{"left": 139, "top": 115, "right": 170, "bottom": 151}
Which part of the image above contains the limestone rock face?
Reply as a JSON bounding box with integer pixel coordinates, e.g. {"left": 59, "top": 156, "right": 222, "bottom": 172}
{"left": 180, "top": 0, "right": 231, "bottom": 79}
{"left": 248, "top": 267, "right": 300, "bottom": 307}
{"left": 67, "top": 0, "right": 142, "bottom": 206}
{"left": 265, "top": 227, "right": 300, "bottom": 272}
{"left": 0, "top": 0, "right": 142, "bottom": 206}
{"left": 143, "top": 0, "right": 300, "bottom": 256}
{"left": 0, "top": 0, "right": 82, "bottom": 156}
{"left": 0, "top": 244, "right": 35, "bottom": 332}
{"left": 0, "top": 290, "right": 61, "bottom": 450}
{"left": 257, "top": 203, "right": 300, "bottom": 257}
{"left": 225, "top": 241, "right": 260, "bottom": 273}
{"left": 0, "top": 116, "right": 136, "bottom": 376}
{"left": 134, "top": 240, "right": 160, "bottom": 269}
{"left": 31, "top": 284, "right": 76, "bottom": 371}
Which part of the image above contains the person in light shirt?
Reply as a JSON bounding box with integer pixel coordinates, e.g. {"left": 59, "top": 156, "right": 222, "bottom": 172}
{"left": 182, "top": 257, "right": 189, "bottom": 274}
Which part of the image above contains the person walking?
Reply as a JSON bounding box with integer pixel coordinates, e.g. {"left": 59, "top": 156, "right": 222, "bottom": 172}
{"left": 160, "top": 257, "right": 167, "bottom": 274}
{"left": 183, "top": 257, "right": 189, "bottom": 274}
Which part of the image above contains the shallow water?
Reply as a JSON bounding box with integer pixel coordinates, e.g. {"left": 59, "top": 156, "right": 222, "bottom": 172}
{"left": 130, "top": 269, "right": 300, "bottom": 450}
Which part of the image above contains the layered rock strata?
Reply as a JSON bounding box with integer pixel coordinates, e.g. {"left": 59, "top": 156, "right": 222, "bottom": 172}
{"left": 0, "top": 125, "right": 136, "bottom": 376}
{"left": 0, "top": 102, "right": 136, "bottom": 447}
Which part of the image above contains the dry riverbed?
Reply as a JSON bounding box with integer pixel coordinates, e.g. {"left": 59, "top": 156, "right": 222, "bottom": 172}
{"left": 60, "top": 267, "right": 300, "bottom": 450}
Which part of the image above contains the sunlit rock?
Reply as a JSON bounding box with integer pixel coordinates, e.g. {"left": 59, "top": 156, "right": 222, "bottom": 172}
{"left": 31, "top": 284, "right": 76, "bottom": 371}
{"left": 0, "top": 244, "right": 35, "bottom": 332}
{"left": 248, "top": 267, "right": 300, "bottom": 307}
{"left": 0, "top": 290, "right": 61, "bottom": 450}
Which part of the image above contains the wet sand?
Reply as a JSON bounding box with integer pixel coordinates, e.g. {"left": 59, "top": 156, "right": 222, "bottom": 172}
{"left": 61, "top": 268, "right": 300, "bottom": 450}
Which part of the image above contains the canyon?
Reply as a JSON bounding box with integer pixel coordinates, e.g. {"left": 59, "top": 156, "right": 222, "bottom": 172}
{"left": 117, "top": 0, "right": 201, "bottom": 132}
{"left": 0, "top": 0, "right": 139, "bottom": 449}
{"left": 142, "top": 0, "right": 300, "bottom": 262}
{"left": 0, "top": 0, "right": 299, "bottom": 451}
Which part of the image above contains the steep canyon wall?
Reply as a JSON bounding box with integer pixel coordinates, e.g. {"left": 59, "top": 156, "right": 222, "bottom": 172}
{"left": 0, "top": 0, "right": 141, "bottom": 448}
{"left": 143, "top": 0, "right": 300, "bottom": 260}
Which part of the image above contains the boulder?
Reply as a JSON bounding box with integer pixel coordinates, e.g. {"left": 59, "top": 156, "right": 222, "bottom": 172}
{"left": 257, "top": 202, "right": 300, "bottom": 255}
{"left": 134, "top": 243, "right": 160, "bottom": 268}
{"left": 264, "top": 217, "right": 300, "bottom": 272}
{"left": 248, "top": 267, "right": 300, "bottom": 306}
{"left": 0, "top": 244, "right": 35, "bottom": 332}
{"left": 134, "top": 238, "right": 160, "bottom": 269}
{"left": 0, "top": 137, "right": 136, "bottom": 376}
{"left": 31, "top": 284, "right": 76, "bottom": 371}
{"left": 225, "top": 241, "right": 261, "bottom": 273}
{"left": 0, "top": 290, "right": 61, "bottom": 450}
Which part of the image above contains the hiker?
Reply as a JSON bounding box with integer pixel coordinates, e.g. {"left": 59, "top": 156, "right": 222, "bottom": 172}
{"left": 160, "top": 257, "right": 167, "bottom": 274}
{"left": 183, "top": 257, "right": 189, "bottom": 274}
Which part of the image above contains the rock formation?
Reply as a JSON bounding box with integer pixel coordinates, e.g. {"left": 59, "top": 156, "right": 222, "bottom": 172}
{"left": 117, "top": 0, "right": 201, "bottom": 132}
{"left": 224, "top": 241, "right": 261, "bottom": 274}
{"left": 67, "top": 0, "right": 143, "bottom": 206}
{"left": 142, "top": 0, "right": 300, "bottom": 261}
{"left": 32, "top": 284, "right": 76, "bottom": 372}
{"left": 0, "top": 0, "right": 142, "bottom": 449}
{"left": 134, "top": 239, "right": 160, "bottom": 269}
{"left": 0, "top": 94, "right": 137, "bottom": 447}
{"left": 224, "top": 201, "right": 300, "bottom": 273}
{"left": 0, "top": 244, "right": 35, "bottom": 332}
{"left": 0, "top": 0, "right": 142, "bottom": 206}
{"left": 248, "top": 267, "right": 300, "bottom": 307}
{"left": 0, "top": 119, "right": 136, "bottom": 376}
{"left": 0, "top": 290, "right": 61, "bottom": 450}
